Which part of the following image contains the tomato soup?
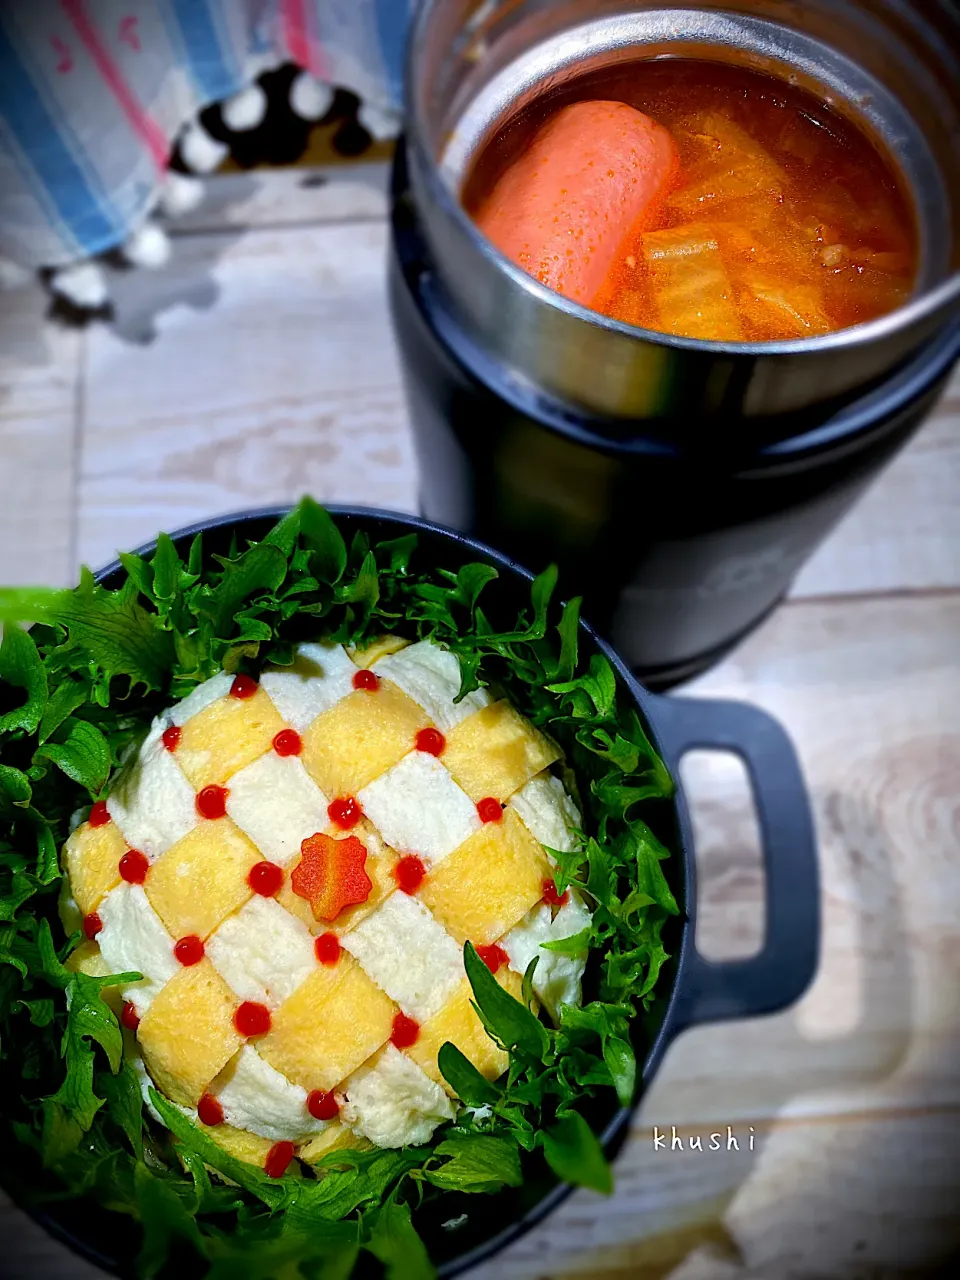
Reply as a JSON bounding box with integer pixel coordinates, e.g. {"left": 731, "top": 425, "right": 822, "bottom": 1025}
{"left": 463, "top": 59, "right": 919, "bottom": 342}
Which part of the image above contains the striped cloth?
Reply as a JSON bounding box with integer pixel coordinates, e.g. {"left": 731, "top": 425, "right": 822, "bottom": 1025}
{"left": 0, "top": 0, "right": 413, "bottom": 269}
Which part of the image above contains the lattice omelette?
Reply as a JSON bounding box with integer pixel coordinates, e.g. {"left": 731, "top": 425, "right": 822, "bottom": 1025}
{"left": 62, "top": 637, "right": 591, "bottom": 1175}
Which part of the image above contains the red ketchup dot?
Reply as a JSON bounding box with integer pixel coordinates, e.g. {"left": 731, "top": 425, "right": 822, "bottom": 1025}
{"left": 307, "top": 1089, "right": 339, "bottom": 1121}
{"left": 477, "top": 797, "right": 503, "bottom": 824}
{"left": 120, "top": 1001, "right": 140, "bottom": 1031}
{"left": 89, "top": 801, "right": 111, "bottom": 828}
{"left": 476, "top": 943, "right": 509, "bottom": 975}
{"left": 230, "top": 674, "right": 259, "bottom": 700}
{"left": 82, "top": 911, "right": 103, "bottom": 941}
{"left": 174, "top": 934, "right": 204, "bottom": 966}
{"left": 415, "top": 727, "right": 446, "bottom": 757}
{"left": 118, "top": 849, "right": 149, "bottom": 884}
{"left": 352, "top": 669, "right": 380, "bottom": 692}
{"left": 327, "top": 796, "right": 362, "bottom": 830}
{"left": 273, "top": 729, "right": 302, "bottom": 757}
{"left": 394, "top": 856, "right": 425, "bottom": 896}
{"left": 542, "top": 878, "right": 569, "bottom": 908}
{"left": 265, "top": 1140, "right": 295, "bottom": 1178}
{"left": 162, "top": 724, "right": 182, "bottom": 752}
{"left": 314, "top": 932, "right": 341, "bottom": 966}
{"left": 196, "top": 785, "right": 228, "bottom": 820}
{"left": 248, "top": 861, "right": 284, "bottom": 897}
{"left": 197, "top": 1093, "right": 224, "bottom": 1127}
{"left": 235, "top": 1001, "right": 271, "bottom": 1037}
{"left": 391, "top": 1012, "right": 420, "bottom": 1049}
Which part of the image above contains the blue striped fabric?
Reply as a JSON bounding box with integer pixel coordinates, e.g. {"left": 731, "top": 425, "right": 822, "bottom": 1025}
{"left": 162, "top": 0, "right": 243, "bottom": 104}
{"left": 0, "top": 12, "right": 120, "bottom": 261}
{"left": 372, "top": 0, "right": 414, "bottom": 109}
{"left": 0, "top": 0, "right": 412, "bottom": 269}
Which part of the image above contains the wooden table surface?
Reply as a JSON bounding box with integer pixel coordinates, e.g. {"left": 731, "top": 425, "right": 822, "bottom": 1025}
{"left": 1, "top": 162, "right": 958, "bottom": 1280}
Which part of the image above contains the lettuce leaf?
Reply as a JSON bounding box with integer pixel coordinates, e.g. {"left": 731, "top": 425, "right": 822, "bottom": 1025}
{"left": 542, "top": 1111, "right": 612, "bottom": 1195}
{"left": 0, "top": 572, "right": 174, "bottom": 694}
{"left": 0, "top": 625, "right": 47, "bottom": 735}
{"left": 437, "top": 1043, "right": 500, "bottom": 1106}
{"left": 424, "top": 1133, "right": 522, "bottom": 1194}
{"left": 51, "top": 969, "right": 138, "bottom": 1131}
{"left": 35, "top": 718, "right": 111, "bottom": 796}
{"left": 362, "top": 1198, "right": 434, "bottom": 1279}
{"left": 463, "top": 941, "right": 548, "bottom": 1058}
{"left": 134, "top": 1161, "right": 208, "bottom": 1277}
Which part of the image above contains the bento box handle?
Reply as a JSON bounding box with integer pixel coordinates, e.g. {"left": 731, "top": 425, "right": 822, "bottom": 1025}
{"left": 647, "top": 693, "right": 820, "bottom": 1031}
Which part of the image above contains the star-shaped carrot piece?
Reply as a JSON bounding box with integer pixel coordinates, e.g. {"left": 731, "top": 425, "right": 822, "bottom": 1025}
{"left": 291, "top": 833, "right": 372, "bottom": 922}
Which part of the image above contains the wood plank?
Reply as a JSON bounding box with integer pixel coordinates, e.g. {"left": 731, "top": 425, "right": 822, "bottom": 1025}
{"left": 469, "top": 1109, "right": 960, "bottom": 1279}
{"left": 652, "top": 593, "right": 960, "bottom": 1124}
{"left": 77, "top": 222, "right": 416, "bottom": 570}
{"left": 0, "top": 283, "right": 81, "bottom": 587}
{"left": 169, "top": 163, "right": 389, "bottom": 235}
{"left": 791, "top": 364, "right": 960, "bottom": 599}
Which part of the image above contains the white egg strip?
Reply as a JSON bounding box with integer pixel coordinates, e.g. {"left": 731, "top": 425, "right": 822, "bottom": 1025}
{"left": 259, "top": 642, "right": 357, "bottom": 729}
{"left": 372, "top": 640, "right": 492, "bottom": 731}
{"left": 213, "top": 1046, "right": 327, "bottom": 1143}
{"left": 509, "top": 772, "right": 581, "bottom": 854}
{"left": 168, "top": 672, "right": 234, "bottom": 727}
{"left": 97, "top": 883, "right": 179, "bottom": 1015}
{"left": 342, "top": 1045, "right": 456, "bottom": 1148}
{"left": 106, "top": 719, "right": 198, "bottom": 859}
{"left": 357, "top": 751, "right": 480, "bottom": 867}
{"left": 342, "top": 891, "right": 464, "bottom": 1023}
{"left": 502, "top": 891, "right": 592, "bottom": 1019}
{"left": 226, "top": 753, "right": 329, "bottom": 866}
{"left": 206, "top": 896, "right": 316, "bottom": 1008}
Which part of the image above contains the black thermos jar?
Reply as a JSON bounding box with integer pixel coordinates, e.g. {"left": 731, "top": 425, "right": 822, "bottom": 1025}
{"left": 388, "top": 0, "right": 960, "bottom": 688}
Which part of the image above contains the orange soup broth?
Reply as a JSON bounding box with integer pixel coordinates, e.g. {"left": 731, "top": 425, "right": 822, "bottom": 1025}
{"left": 464, "top": 59, "right": 919, "bottom": 342}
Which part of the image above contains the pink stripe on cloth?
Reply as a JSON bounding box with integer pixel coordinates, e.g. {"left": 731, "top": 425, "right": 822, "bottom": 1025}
{"left": 61, "top": 0, "right": 169, "bottom": 172}
{"left": 282, "top": 0, "right": 328, "bottom": 80}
